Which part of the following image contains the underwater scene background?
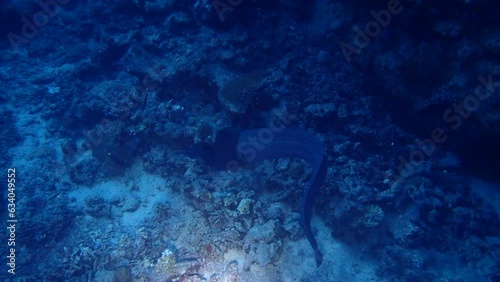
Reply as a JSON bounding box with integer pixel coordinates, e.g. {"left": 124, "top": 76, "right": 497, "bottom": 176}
{"left": 0, "top": 0, "right": 499, "bottom": 281}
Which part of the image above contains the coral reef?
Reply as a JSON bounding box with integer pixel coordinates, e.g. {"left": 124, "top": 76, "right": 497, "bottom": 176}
{"left": 1, "top": 0, "right": 499, "bottom": 281}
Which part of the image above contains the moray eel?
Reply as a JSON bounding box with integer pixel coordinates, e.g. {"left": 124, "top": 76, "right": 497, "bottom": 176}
{"left": 189, "top": 128, "right": 327, "bottom": 266}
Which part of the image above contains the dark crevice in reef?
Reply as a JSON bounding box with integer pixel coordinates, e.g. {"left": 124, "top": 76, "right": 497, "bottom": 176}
{"left": 386, "top": 97, "right": 500, "bottom": 182}
{"left": 455, "top": 132, "right": 500, "bottom": 182}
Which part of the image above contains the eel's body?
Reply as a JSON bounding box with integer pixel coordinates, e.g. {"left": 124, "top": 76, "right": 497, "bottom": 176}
{"left": 209, "top": 128, "right": 327, "bottom": 266}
